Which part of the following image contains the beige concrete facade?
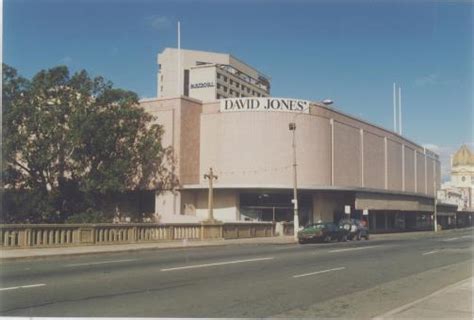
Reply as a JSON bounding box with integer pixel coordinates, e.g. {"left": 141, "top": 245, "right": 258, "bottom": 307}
{"left": 157, "top": 48, "right": 270, "bottom": 101}
{"left": 139, "top": 96, "right": 440, "bottom": 226}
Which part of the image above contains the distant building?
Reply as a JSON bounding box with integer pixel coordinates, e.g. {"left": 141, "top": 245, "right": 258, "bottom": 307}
{"left": 157, "top": 48, "right": 270, "bottom": 101}
{"left": 440, "top": 145, "right": 474, "bottom": 211}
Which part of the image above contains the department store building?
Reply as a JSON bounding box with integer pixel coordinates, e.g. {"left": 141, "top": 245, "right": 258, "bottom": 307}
{"left": 139, "top": 48, "right": 441, "bottom": 232}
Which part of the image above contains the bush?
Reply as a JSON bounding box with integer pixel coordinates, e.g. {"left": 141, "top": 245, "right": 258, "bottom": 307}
{"left": 65, "top": 209, "right": 109, "bottom": 224}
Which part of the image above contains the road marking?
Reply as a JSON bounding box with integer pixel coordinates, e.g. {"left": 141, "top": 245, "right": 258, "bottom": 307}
{"left": 328, "top": 245, "right": 379, "bottom": 253}
{"left": 461, "top": 235, "right": 472, "bottom": 239}
{"left": 443, "top": 237, "right": 460, "bottom": 242}
{"left": 292, "top": 267, "right": 345, "bottom": 278}
{"left": 65, "top": 259, "right": 138, "bottom": 267}
{"left": 160, "top": 257, "right": 274, "bottom": 272}
{"left": 422, "top": 250, "right": 439, "bottom": 255}
{"left": 0, "top": 283, "right": 46, "bottom": 291}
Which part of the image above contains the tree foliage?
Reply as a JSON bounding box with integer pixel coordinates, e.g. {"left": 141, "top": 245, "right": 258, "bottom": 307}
{"left": 2, "top": 64, "right": 178, "bottom": 223}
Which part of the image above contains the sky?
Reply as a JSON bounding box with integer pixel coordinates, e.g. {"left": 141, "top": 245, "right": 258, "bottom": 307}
{"left": 3, "top": 0, "right": 473, "bottom": 180}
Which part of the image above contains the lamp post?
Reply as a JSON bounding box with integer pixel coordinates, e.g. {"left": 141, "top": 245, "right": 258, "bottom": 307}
{"left": 289, "top": 122, "right": 299, "bottom": 241}
{"left": 433, "top": 163, "right": 438, "bottom": 232}
{"left": 288, "top": 99, "right": 334, "bottom": 242}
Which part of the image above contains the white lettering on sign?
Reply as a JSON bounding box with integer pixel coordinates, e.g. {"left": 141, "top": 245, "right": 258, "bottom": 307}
{"left": 344, "top": 205, "right": 351, "bottom": 214}
{"left": 190, "top": 82, "right": 215, "bottom": 89}
{"left": 363, "top": 209, "right": 369, "bottom": 216}
{"left": 220, "top": 98, "right": 310, "bottom": 113}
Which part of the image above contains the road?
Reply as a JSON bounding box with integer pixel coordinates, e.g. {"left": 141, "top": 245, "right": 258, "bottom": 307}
{"left": 0, "top": 229, "right": 472, "bottom": 317}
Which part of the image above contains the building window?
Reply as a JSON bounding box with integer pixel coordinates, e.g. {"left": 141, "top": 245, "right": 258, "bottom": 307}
{"left": 223, "top": 86, "right": 228, "bottom": 92}
{"left": 230, "top": 79, "right": 234, "bottom": 85}
{"left": 183, "top": 69, "right": 190, "bottom": 96}
{"left": 223, "top": 76, "right": 228, "bottom": 82}
{"left": 230, "top": 89, "right": 234, "bottom": 95}
{"left": 217, "top": 83, "right": 221, "bottom": 89}
{"left": 236, "top": 83, "right": 240, "bottom": 88}
{"left": 247, "top": 88, "right": 251, "bottom": 93}
{"left": 216, "top": 94, "right": 221, "bottom": 99}
{"left": 217, "top": 73, "right": 221, "bottom": 79}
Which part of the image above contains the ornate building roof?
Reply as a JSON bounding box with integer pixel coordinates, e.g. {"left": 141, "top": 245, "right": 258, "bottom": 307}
{"left": 452, "top": 145, "right": 474, "bottom": 167}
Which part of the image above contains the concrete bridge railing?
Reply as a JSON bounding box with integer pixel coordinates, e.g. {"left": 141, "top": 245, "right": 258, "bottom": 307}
{"left": 0, "top": 222, "right": 276, "bottom": 249}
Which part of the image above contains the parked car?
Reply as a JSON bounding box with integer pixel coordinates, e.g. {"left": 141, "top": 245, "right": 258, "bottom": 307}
{"left": 297, "top": 222, "right": 350, "bottom": 244}
{"left": 338, "top": 218, "right": 369, "bottom": 240}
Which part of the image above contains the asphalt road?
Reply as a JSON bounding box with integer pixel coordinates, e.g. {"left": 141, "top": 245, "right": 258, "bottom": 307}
{"left": 0, "top": 229, "right": 472, "bottom": 317}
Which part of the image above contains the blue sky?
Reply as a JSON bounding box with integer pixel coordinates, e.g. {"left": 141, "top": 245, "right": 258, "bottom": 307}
{"left": 4, "top": 0, "right": 473, "bottom": 179}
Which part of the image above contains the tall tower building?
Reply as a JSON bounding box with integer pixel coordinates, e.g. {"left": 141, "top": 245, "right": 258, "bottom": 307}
{"left": 157, "top": 48, "right": 271, "bottom": 101}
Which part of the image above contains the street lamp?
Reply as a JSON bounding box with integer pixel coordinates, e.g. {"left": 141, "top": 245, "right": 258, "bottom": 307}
{"left": 288, "top": 99, "right": 334, "bottom": 242}
{"left": 322, "top": 99, "right": 334, "bottom": 106}
{"left": 433, "top": 164, "right": 438, "bottom": 232}
{"left": 289, "top": 122, "right": 299, "bottom": 241}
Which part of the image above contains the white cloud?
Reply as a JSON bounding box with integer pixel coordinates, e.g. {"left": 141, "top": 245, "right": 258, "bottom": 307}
{"left": 146, "top": 15, "right": 172, "bottom": 30}
{"left": 415, "top": 73, "right": 439, "bottom": 87}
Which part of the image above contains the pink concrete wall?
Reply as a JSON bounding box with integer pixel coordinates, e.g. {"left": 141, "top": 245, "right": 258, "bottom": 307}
{"left": 363, "top": 131, "right": 385, "bottom": 189}
{"left": 387, "top": 139, "right": 403, "bottom": 191}
{"left": 141, "top": 98, "right": 440, "bottom": 200}
{"left": 404, "top": 146, "right": 416, "bottom": 192}
{"left": 416, "top": 151, "right": 426, "bottom": 193}
{"left": 179, "top": 100, "right": 202, "bottom": 185}
{"left": 426, "top": 157, "right": 435, "bottom": 195}
{"left": 334, "top": 121, "right": 361, "bottom": 187}
{"left": 199, "top": 111, "right": 333, "bottom": 187}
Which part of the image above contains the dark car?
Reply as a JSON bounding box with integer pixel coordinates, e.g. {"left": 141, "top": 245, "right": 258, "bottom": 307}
{"left": 297, "top": 222, "right": 350, "bottom": 244}
{"left": 338, "top": 218, "right": 369, "bottom": 240}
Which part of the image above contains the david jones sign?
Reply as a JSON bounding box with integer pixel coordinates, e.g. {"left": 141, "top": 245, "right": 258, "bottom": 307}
{"left": 220, "top": 98, "right": 310, "bottom": 113}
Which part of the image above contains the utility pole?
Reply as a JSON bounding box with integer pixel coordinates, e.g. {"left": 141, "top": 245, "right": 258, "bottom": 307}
{"left": 204, "top": 167, "right": 218, "bottom": 222}
{"left": 289, "top": 122, "right": 299, "bottom": 241}
{"left": 393, "top": 82, "right": 397, "bottom": 132}
{"left": 433, "top": 162, "right": 438, "bottom": 232}
{"left": 177, "top": 21, "right": 181, "bottom": 96}
{"left": 398, "top": 87, "right": 402, "bottom": 135}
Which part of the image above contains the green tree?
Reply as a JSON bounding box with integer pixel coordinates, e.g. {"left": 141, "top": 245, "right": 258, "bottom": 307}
{"left": 2, "top": 64, "right": 178, "bottom": 223}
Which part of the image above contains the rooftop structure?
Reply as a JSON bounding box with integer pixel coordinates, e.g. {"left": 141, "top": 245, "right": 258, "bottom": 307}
{"left": 157, "top": 48, "right": 270, "bottom": 101}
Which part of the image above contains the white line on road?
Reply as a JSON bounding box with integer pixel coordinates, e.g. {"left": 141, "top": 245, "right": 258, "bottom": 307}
{"left": 292, "top": 267, "right": 345, "bottom": 278}
{"left": 0, "top": 283, "right": 46, "bottom": 292}
{"left": 65, "top": 259, "right": 138, "bottom": 267}
{"left": 422, "top": 250, "right": 439, "bottom": 255}
{"left": 328, "top": 246, "right": 379, "bottom": 253}
{"left": 443, "top": 237, "right": 460, "bottom": 242}
{"left": 160, "top": 257, "right": 275, "bottom": 272}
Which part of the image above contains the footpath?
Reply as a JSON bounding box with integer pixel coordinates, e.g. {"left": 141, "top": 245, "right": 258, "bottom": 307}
{"left": 0, "top": 227, "right": 470, "bottom": 261}
{"left": 376, "top": 277, "right": 473, "bottom": 319}
{"left": 1, "top": 227, "right": 472, "bottom": 318}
